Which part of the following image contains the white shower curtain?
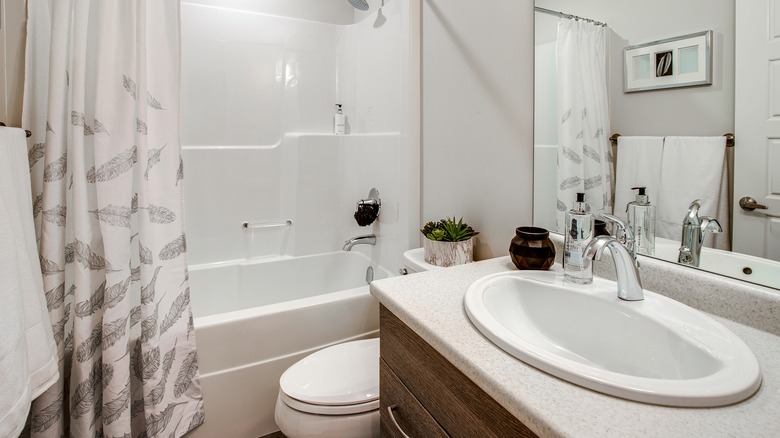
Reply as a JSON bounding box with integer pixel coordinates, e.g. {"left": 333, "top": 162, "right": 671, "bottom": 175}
{"left": 22, "top": 1, "right": 204, "bottom": 436}
{"left": 555, "top": 19, "right": 613, "bottom": 230}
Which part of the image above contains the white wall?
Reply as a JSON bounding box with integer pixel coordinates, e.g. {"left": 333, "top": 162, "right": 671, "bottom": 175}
{"left": 182, "top": 1, "right": 415, "bottom": 271}
{"left": 422, "top": 1, "right": 534, "bottom": 260}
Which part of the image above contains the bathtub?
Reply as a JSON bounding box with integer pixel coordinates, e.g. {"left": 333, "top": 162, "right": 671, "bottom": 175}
{"left": 186, "top": 251, "right": 389, "bottom": 438}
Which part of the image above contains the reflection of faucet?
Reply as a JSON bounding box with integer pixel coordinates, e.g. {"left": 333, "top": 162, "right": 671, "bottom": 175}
{"left": 679, "top": 200, "right": 722, "bottom": 267}
{"left": 584, "top": 236, "right": 644, "bottom": 301}
{"left": 342, "top": 234, "right": 377, "bottom": 251}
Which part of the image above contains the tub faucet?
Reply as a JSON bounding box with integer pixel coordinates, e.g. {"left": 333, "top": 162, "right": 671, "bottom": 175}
{"left": 583, "top": 235, "right": 644, "bottom": 301}
{"left": 678, "top": 200, "right": 722, "bottom": 267}
{"left": 342, "top": 234, "right": 377, "bottom": 251}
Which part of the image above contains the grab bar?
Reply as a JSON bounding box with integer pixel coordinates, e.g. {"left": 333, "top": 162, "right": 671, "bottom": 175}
{"left": 242, "top": 219, "right": 293, "bottom": 229}
{"left": 609, "top": 133, "right": 734, "bottom": 147}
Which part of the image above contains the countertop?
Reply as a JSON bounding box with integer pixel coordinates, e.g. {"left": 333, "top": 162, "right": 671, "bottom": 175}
{"left": 370, "top": 256, "right": 780, "bottom": 438}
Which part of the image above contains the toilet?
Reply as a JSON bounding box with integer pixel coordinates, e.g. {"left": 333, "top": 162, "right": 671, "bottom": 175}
{"left": 274, "top": 249, "right": 437, "bottom": 438}
{"left": 401, "top": 247, "right": 443, "bottom": 274}
{"left": 275, "top": 338, "right": 380, "bottom": 438}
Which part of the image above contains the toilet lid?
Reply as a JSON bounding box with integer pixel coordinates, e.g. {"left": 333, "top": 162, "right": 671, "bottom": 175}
{"left": 280, "top": 338, "right": 379, "bottom": 407}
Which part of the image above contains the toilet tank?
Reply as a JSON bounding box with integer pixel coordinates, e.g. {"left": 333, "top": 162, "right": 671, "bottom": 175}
{"left": 402, "top": 248, "right": 443, "bottom": 274}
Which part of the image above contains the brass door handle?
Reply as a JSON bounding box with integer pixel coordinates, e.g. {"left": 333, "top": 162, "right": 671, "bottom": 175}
{"left": 739, "top": 196, "right": 768, "bottom": 211}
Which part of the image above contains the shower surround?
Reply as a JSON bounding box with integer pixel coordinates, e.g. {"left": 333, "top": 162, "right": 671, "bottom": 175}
{"left": 179, "top": 1, "right": 417, "bottom": 436}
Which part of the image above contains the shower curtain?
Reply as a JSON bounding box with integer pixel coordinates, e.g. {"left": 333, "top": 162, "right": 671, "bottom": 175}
{"left": 555, "top": 19, "right": 613, "bottom": 230}
{"left": 22, "top": 1, "right": 204, "bottom": 436}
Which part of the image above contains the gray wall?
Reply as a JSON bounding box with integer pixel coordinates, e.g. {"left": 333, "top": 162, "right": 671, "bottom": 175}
{"left": 536, "top": 0, "right": 735, "bottom": 136}
{"left": 422, "top": 0, "right": 535, "bottom": 260}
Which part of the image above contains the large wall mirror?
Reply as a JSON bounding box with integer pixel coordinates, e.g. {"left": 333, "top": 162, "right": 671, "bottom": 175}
{"left": 533, "top": 0, "right": 780, "bottom": 290}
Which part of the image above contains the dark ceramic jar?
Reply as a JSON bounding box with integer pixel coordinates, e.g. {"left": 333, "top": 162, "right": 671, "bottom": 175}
{"left": 509, "top": 226, "right": 556, "bottom": 270}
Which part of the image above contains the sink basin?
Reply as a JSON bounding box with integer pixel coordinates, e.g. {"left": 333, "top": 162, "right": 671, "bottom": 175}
{"left": 464, "top": 270, "right": 762, "bottom": 407}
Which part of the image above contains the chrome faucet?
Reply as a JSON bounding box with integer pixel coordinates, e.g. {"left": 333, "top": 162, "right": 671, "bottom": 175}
{"left": 601, "top": 214, "right": 636, "bottom": 261}
{"left": 583, "top": 236, "right": 644, "bottom": 301}
{"left": 678, "top": 200, "right": 722, "bottom": 267}
{"left": 342, "top": 234, "right": 377, "bottom": 251}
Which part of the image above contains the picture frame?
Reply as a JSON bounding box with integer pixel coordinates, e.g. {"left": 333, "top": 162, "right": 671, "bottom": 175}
{"left": 623, "top": 30, "right": 712, "bottom": 93}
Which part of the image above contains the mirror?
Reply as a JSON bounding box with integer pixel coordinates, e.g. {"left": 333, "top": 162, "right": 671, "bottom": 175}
{"left": 532, "top": 0, "right": 780, "bottom": 290}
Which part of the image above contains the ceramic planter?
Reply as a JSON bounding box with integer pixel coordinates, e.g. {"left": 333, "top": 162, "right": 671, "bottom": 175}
{"left": 423, "top": 238, "right": 474, "bottom": 267}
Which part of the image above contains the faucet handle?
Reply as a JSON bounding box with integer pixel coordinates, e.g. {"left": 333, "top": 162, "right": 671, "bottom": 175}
{"left": 601, "top": 214, "right": 634, "bottom": 241}
{"left": 601, "top": 214, "right": 636, "bottom": 260}
{"left": 700, "top": 216, "right": 723, "bottom": 234}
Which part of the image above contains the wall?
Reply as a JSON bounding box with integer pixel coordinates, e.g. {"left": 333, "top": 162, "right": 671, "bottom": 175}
{"left": 0, "top": 0, "right": 26, "bottom": 127}
{"left": 182, "top": 0, "right": 415, "bottom": 271}
{"left": 421, "top": 1, "right": 534, "bottom": 260}
{"left": 535, "top": 0, "right": 735, "bottom": 136}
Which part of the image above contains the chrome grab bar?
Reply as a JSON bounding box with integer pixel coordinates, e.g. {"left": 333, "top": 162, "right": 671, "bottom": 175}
{"left": 241, "top": 219, "right": 293, "bottom": 229}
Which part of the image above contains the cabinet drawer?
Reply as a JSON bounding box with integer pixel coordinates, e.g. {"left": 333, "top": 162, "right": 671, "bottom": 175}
{"left": 380, "top": 305, "right": 537, "bottom": 438}
{"left": 380, "top": 359, "right": 449, "bottom": 438}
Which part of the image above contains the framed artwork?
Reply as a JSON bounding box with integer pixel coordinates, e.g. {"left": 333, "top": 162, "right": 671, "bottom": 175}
{"left": 623, "top": 30, "right": 712, "bottom": 92}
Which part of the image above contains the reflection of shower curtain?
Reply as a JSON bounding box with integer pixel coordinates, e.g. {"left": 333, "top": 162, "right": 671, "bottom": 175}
{"left": 555, "top": 19, "right": 613, "bottom": 231}
{"left": 22, "top": 1, "right": 204, "bottom": 436}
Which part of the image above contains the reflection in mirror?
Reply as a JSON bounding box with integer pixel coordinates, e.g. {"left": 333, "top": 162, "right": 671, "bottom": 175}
{"left": 532, "top": 0, "right": 780, "bottom": 291}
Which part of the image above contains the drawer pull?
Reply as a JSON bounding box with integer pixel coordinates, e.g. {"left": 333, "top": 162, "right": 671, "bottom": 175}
{"left": 387, "top": 404, "right": 411, "bottom": 438}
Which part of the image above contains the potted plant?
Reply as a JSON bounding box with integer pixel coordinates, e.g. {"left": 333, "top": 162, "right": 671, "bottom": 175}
{"left": 420, "top": 217, "right": 479, "bottom": 267}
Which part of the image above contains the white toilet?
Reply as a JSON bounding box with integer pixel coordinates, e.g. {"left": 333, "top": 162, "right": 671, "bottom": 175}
{"left": 274, "top": 338, "right": 381, "bottom": 438}
{"left": 274, "top": 249, "right": 437, "bottom": 438}
{"left": 401, "top": 247, "right": 443, "bottom": 274}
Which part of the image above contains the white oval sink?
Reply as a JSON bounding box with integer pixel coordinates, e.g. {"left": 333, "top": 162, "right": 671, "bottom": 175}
{"left": 464, "top": 270, "right": 762, "bottom": 407}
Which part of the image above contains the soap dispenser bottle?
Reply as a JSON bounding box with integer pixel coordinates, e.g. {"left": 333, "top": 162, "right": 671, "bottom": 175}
{"left": 564, "top": 192, "right": 594, "bottom": 284}
{"left": 334, "top": 104, "right": 346, "bottom": 135}
{"left": 626, "top": 186, "right": 656, "bottom": 256}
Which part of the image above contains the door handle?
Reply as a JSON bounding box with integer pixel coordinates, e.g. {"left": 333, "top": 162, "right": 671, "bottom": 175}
{"left": 739, "top": 196, "right": 768, "bottom": 211}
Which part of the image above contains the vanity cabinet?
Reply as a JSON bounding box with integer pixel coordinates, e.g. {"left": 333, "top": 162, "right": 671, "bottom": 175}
{"left": 379, "top": 305, "right": 538, "bottom": 438}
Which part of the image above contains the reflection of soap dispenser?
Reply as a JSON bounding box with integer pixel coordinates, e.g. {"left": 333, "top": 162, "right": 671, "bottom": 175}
{"left": 626, "top": 186, "right": 655, "bottom": 256}
{"left": 564, "top": 192, "right": 594, "bottom": 284}
{"left": 334, "top": 104, "right": 346, "bottom": 135}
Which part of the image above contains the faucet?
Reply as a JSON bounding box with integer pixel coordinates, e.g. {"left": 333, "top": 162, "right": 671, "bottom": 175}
{"left": 601, "top": 214, "right": 636, "bottom": 261}
{"left": 583, "top": 236, "right": 644, "bottom": 301}
{"left": 678, "top": 200, "right": 722, "bottom": 267}
{"left": 342, "top": 234, "right": 377, "bottom": 251}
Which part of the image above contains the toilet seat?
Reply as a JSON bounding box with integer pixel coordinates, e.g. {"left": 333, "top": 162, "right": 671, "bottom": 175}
{"left": 279, "top": 391, "right": 379, "bottom": 415}
{"left": 279, "top": 338, "right": 380, "bottom": 416}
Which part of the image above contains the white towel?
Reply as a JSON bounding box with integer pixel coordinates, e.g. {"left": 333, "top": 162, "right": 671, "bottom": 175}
{"left": 0, "top": 127, "right": 59, "bottom": 438}
{"left": 657, "top": 136, "right": 730, "bottom": 250}
{"left": 613, "top": 136, "right": 664, "bottom": 221}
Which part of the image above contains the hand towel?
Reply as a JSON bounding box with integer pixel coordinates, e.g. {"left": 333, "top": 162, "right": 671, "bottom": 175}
{"left": 0, "top": 127, "right": 59, "bottom": 438}
{"left": 613, "top": 136, "right": 664, "bottom": 221}
{"left": 657, "top": 136, "right": 730, "bottom": 250}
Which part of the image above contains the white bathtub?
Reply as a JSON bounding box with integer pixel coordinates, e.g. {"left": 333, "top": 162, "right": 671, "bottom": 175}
{"left": 187, "top": 251, "right": 388, "bottom": 438}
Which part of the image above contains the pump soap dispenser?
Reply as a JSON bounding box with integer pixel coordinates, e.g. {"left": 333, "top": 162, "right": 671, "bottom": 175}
{"left": 564, "top": 192, "right": 594, "bottom": 284}
{"left": 334, "top": 104, "right": 346, "bottom": 135}
{"left": 626, "top": 186, "right": 655, "bottom": 256}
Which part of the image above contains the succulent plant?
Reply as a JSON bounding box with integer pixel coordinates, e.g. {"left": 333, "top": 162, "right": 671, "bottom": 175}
{"left": 420, "top": 217, "right": 479, "bottom": 242}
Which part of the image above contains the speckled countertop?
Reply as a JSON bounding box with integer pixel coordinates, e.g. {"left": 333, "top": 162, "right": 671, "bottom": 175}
{"left": 370, "top": 253, "right": 780, "bottom": 437}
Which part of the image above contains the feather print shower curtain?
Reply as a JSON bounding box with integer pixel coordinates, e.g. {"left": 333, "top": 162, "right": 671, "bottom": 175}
{"left": 22, "top": 1, "right": 204, "bottom": 436}
{"left": 555, "top": 18, "right": 614, "bottom": 231}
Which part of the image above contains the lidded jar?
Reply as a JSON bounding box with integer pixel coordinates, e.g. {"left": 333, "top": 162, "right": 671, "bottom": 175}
{"left": 509, "top": 226, "right": 556, "bottom": 270}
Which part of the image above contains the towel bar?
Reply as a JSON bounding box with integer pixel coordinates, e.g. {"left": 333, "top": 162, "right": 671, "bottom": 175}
{"left": 609, "top": 133, "right": 734, "bottom": 148}
{"left": 0, "top": 122, "right": 31, "bottom": 138}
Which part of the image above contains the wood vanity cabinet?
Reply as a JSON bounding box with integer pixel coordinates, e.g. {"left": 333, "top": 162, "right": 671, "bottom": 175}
{"left": 379, "top": 305, "right": 538, "bottom": 438}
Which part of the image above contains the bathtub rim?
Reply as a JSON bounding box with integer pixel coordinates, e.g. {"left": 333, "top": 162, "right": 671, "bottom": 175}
{"left": 190, "top": 250, "right": 392, "bottom": 329}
